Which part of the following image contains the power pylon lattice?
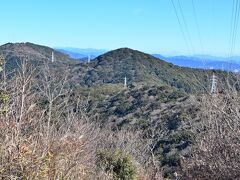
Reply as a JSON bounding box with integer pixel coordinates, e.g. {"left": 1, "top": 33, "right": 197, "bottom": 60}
{"left": 0, "top": 55, "right": 4, "bottom": 72}
{"left": 51, "top": 51, "right": 55, "bottom": 62}
{"left": 211, "top": 73, "right": 217, "bottom": 94}
{"left": 124, "top": 77, "right": 127, "bottom": 88}
{"left": 88, "top": 55, "right": 91, "bottom": 63}
{"left": 0, "top": 55, "right": 7, "bottom": 90}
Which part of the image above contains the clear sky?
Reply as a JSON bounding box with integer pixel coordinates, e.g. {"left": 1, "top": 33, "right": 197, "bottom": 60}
{"left": 0, "top": 0, "right": 239, "bottom": 56}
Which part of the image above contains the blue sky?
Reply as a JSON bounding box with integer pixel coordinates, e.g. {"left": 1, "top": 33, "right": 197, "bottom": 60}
{"left": 0, "top": 0, "right": 238, "bottom": 56}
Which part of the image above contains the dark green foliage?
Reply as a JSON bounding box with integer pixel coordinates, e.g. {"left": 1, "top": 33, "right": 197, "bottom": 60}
{"left": 115, "top": 102, "right": 132, "bottom": 116}
{"left": 36, "top": 97, "right": 49, "bottom": 109}
{"left": 162, "top": 153, "right": 181, "bottom": 167}
{"left": 0, "top": 92, "right": 9, "bottom": 104}
{"left": 166, "top": 115, "right": 181, "bottom": 130}
{"left": 0, "top": 91, "right": 9, "bottom": 114}
{"left": 70, "top": 48, "right": 236, "bottom": 94}
{"left": 80, "top": 83, "right": 199, "bottom": 176}
{"left": 1, "top": 44, "right": 237, "bottom": 95}
{"left": 168, "top": 91, "right": 186, "bottom": 100}
{"left": 1, "top": 43, "right": 240, "bottom": 178}
{"left": 97, "top": 151, "right": 136, "bottom": 180}
{"left": 170, "top": 131, "right": 195, "bottom": 144}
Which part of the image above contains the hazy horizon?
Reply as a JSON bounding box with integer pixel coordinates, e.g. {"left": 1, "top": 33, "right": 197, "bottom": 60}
{"left": 2, "top": 41, "right": 240, "bottom": 58}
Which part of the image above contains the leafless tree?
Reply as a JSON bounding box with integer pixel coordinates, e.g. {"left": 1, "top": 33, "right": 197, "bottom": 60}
{"left": 180, "top": 90, "right": 240, "bottom": 179}
{"left": 0, "top": 59, "right": 164, "bottom": 179}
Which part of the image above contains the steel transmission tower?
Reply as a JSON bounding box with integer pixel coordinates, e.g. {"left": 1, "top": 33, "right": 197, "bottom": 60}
{"left": 0, "top": 55, "right": 4, "bottom": 73}
{"left": 88, "top": 55, "right": 91, "bottom": 63}
{"left": 51, "top": 51, "right": 55, "bottom": 62}
{"left": 124, "top": 77, "right": 127, "bottom": 88}
{"left": 211, "top": 73, "right": 217, "bottom": 94}
{"left": 0, "top": 55, "right": 6, "bottom": 90}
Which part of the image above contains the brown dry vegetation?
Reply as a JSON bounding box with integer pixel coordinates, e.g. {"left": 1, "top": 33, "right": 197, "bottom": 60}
{"left": 179, "top": 90, "right": 240, "bottom": 179}
{"left": 1, "top": 57, "right": 240, "bottom": 179}
{"left": 0, "top": 59, "right": 163, "bottom": 179}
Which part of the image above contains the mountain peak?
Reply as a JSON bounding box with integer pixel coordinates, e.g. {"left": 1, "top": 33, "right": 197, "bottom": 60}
{"left": 0, "top": 42, "right": 73, "bottom": 63}
{"left": 1, "top": 42, "right": 51, "bottom": 50}
{"left": 95, "top": 47, "right": 155, "bottom": 62}
{"left": 114, "top": 47, "right": 136, "bottom": 52}
{"left": 105, "top": 47, "right": 147, "bottom": 54}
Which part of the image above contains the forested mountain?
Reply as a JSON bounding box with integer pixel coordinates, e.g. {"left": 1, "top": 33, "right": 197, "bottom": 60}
{"left": 71, "top": 47, "right": 235, "bottom": 93}
{"left": 0, "top": 43, "right": 239, "bottom": 178}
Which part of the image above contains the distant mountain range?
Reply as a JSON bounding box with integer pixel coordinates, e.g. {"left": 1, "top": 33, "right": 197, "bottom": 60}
{"left": 55, "top": 48, "right": 108, "bottom": 60}
{"left": 153, "top": 54, "right": 240, "bottom": 72}
{"left": 56, "top": 47, "right": 240, "bottom": 71}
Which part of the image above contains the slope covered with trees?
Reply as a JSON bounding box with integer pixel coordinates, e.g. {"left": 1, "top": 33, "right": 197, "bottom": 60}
{"left": 71, "top": 48, "right": 237, "bottom": 94}
{"left": 0, "top": 43, "right": 240, "bottom": 179}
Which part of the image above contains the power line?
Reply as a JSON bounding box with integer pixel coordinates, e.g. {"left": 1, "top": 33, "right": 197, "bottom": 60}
{"left": 229, "top": 0, "right": 240, "bottom": 57}
{"left": 232, "top": 0, "right": 240, "bottom": 55}
{"left": 191, "top": 0, "right": 204, "bottom": 53}
{"left": 191, "top": 0, "right": 206, "bottom": 68}
{"left": 177, "top": 0, "right": 195, "bottom": 54}
{"left": 229, "top": 0, "right": 236, "bottom": 56}
{"left": 228, "top": 0, "right": 236, "bottom": 57}
{"left": 170, "top": 0, "right": 191, "bottom": 54}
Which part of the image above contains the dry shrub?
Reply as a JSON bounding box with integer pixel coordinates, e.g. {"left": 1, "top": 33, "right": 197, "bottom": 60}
{"left": 96, "top": 128, "right": 163, "bottom": 179}
{"left": 180, "top": 91, "right": 240, "bottom": 179}
{"left": 0, "top": 60, "right": 99, "bottom": 179}
{"left": 0, "top": 60, "right": 163, "bottom": 179}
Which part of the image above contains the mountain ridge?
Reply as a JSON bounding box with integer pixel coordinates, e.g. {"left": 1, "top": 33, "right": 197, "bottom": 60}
{"left": 0, "top": 43, "right": 236, "bottom": 94}
{"left": 70, "top": 47, "right": 235, "bottom": 93}
{"left": 0, "top": 42, "right": 74, "bottom": 62}
{"left": 153, "top": 54, "right": 240, "bottom": 71}
{"left": 55, "top": 46, "right": 240, "bottom": 70}
{"left": 55, "top": 47, "right": 107, "bottom": 59}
